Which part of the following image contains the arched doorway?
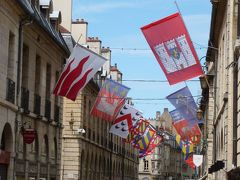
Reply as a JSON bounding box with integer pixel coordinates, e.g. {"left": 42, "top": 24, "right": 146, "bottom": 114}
{"left": 0, "top": 123, "right": 13, "bottom": 180}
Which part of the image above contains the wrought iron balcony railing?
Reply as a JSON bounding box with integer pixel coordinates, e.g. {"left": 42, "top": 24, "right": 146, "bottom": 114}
{"left": 6, "top": 78, "right": 15, "bottom": 104}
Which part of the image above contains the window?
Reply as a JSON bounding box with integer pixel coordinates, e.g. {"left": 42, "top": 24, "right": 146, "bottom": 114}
{"left": 45, "top": 63, "right": 51, "bottom": 99}
{"left": 35, "top": 55, "right": 41, "bottom": 94}
{"left": 22, "top": 44, "right": 29, "bottom": 88}
{"left": 152, "top": 162, "right": 155, "bottom": 169}
{"left": 144, "top": 160, "right": 149, "bottom": 171}
{"left": 7, "top": 32, "right": 15, "bottom": 79}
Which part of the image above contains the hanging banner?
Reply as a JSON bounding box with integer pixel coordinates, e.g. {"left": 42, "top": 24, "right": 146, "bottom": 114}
{"left": 167, "top": 86, "right": 201, "bottom": 125}
{"left": 170, "top": 109, "right": 201, "bottom": 144}
{"left": 91, "top": 78, "right": 130, "bottom": 121}
{"left": 193, "top": 154, "right": 203, "bottom": 167}
{"left": 141, "top": 13, "right": 203, "bottom": 85}
{"left": 109, "top": 104, "right": 143, "bottom": 138}
{"left": 185, "top": 153, "right": 196, "bottom": 169}
{"left": 53, "top": 44, "right": 106, "bottom": 101}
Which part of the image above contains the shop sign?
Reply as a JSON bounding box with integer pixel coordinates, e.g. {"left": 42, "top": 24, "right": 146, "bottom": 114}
{"left": 21, "top": 129, "right": 36, "bottom": 144}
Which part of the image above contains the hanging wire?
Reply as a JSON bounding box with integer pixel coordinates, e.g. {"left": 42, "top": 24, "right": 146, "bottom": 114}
{"left": 93, "top": 78, "right": 200, "bottom": 83}
{"left": 75, "top": 92, "right": 202, "bottom": 101}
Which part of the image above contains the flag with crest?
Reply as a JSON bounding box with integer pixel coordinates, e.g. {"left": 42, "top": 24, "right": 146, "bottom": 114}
{"left": 124, "top": 119, "right": 150, "bottom": 145}
{"left": 135, "top": 125, "right": 156, "bottom": 150}
{"left": 167, "top": 86, "right": 202, "bottom": 125}
{"left": 53, "top": 44, "right": 106, "bottom": 101}
{"left": 174, "top": 134, "right": 194, "bottom": 155}
{"left": 91, "top": 78, "right": 130, "bottom": 121}
{"left": 138, "top": 133, "right": 163, "bottom": 157}
{"left": 109, "top": 104, "right": 143, "bottom": 138}
{"left": 141, "top": 13, "right": 203, "bottom": 85}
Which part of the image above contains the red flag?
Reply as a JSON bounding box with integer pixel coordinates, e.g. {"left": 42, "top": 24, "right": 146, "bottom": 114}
{"left": 91, "top": 79, "right": 130, "bottom": 121}
{"left": 185, "top": 154, "right": 196, "bottom": 169}
{"left": 173, "top": 119, "right": 201, "bottom": 144}
{"left": 53, "top": 44, "right": 106, "bottom": 101}
{"left": 141, "top": 13, "right": 203, "bottom": 85}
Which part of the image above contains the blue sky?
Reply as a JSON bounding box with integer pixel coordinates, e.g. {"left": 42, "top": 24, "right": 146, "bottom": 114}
{"left": 73, "top": 0, "right": 212, "bottom": 118}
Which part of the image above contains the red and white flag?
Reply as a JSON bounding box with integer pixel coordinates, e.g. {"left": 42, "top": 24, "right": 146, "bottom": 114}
{"left": 141, "top": 13, "right": 203, "bottom": 85}
{"left": 109, "top": 104, "right": 143, "bottom": 138}
{"left": 53, "top": 44, "right": 106, "bottom": 101}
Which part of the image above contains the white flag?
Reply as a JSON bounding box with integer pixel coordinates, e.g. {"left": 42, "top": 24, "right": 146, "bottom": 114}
{"left": 109, "top": 104, "right": 143, "bottom": 138}
{"left": 193, "top": 154, "right": 203, "bottom": 167}
{"left": 53, "top": 44, "right": 106, "bottom": 101}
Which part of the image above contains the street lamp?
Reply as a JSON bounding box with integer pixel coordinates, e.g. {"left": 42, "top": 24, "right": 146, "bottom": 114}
{"left": 196, "top": 108, "right": 203, "bottom": 120}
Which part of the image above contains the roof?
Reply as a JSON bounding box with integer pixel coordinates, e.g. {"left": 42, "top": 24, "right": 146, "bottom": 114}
{"left": 50, "top": 10, "right": 61, "bottom": 20}
{"left": 87, "top": 37, "right": 101, "bottom": 42}
{"left": 16, "top": 0, "right": 70, "bottom": 55}
{"left": 59, "top": 25, "right": 70, "bottom": 34}
{"left": 110, "top": 66, "right": 122, "bottom": 74}
{"left": 39, "top": 0, "right": 51, "bottom": 7}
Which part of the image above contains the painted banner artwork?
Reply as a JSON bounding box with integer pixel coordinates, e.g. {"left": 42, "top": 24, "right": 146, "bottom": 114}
{"left": 91, "top": 78, "right": 130, "bottom": 121}
{"left": 109, "top": 104, "right": 143, "bottom": 138}
{"left": 174, "top": 134, "right": 194, "bottom": 155}
{"left": 53, "top": 44, "right": 106, "bottom": 101}
{"left": 141, "top": 13, "right": 203, "bottom": 85}
{"left": 135, "top": 126, "right": 156, "bottom": 150}
{"left": 167, "top": 86, "right": 201, "bottom": 125}
{"left": 170, "top": 109, "right": 201, "bottom": 144}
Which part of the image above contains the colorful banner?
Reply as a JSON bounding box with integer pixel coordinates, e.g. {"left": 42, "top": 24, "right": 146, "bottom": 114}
{"left": 141, "top": 13, "right": 203, "bottom": 85}
{"left": 53, "top": 44, "right": 106, "bottom": 101}
{"left": 124, "top": 119, "right": 150, "bottom": 144}
{"left": 135, "top": 126, "right": 156, "bottom": 150}
{"left": 109, "top": 104, "right": 143, "bottom": 138}
{"left": 185, "top": 153, "right": 196, "bottom": 169}
{"left": 174, "top": 134, "right": 194, "bottom": 155}
{"left": 167, "top": 86, "right": 201, "bottom": 125}
{"left": 91, "top": 78, "right": 130, "bottom": 121}
{"left": 139, "top": 133, "right": 163, "bottom": 157}
{"left": 170, "top": 109, "right": 201, "bottom": 144}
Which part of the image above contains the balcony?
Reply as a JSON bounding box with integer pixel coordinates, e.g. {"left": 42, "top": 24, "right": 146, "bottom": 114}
{"left": 21, "top": 87, "right": 29, "bottom": 113}
{"left": 6, "top": 78, "right": 15, "bottom": 104}
{"left": 54, "top": 104, "right": 60, "bottom": 122}
{"left": 45, "top": 99, "right": 51, "bottom": 120}
{"left": 34, "top": 94, "right": 41, "bottom": 116}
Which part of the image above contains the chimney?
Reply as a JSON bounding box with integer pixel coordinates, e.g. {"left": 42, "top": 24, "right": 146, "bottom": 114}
{"left": 164, "top": 108, "right": 168, "bottom": 112}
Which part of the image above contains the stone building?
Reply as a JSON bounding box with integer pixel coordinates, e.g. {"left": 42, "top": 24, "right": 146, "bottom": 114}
{"left": 199, "top": 0, "right": 240, "bottom": 179}
{"left": 52, "top": 1, "right": 139, "bottom": 180}
{"left": 0, "top": 0, "right": 69, "bottom": 179}
{"left": 138, "top": 110, "right": 194, "bottom": 180}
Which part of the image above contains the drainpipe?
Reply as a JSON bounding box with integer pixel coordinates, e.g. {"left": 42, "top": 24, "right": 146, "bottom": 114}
{"left": 232, "top": 0, "right": 240, "bottom": 169}
{"left": 13, "top": 16, "right": 32, "bottom": 180}
{"left": 232, "top": 53, "right": 238, "bottom": 168}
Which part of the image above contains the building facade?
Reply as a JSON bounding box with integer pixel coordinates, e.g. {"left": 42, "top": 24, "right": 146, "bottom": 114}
{"left": 53, "top": 1, "right": 139, "bottom": 180}
{"left": 0, "top": 0, "right": 69, "bottom": 179}
{"left": 138, "top": 110, "right": 194, "bottom": 180}
{"left": 199, "top": 0, "right": 240, "bottom": 179}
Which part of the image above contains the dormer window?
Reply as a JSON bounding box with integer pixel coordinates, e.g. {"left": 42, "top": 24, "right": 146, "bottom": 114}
{"left": 39, "top": 0, "right": 53, "bottom": 21}
{"left": 50, "top": 11, "right": 62, "bottom": 31}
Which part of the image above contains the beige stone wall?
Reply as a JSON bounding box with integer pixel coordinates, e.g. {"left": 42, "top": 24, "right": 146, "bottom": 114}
{"left": 52, "top": 0, "right": 72, "bottom": 32}
{"left": 0, "top": 0, "right": 69, "bottom": 180}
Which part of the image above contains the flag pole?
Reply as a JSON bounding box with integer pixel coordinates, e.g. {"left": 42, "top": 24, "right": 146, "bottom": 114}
{"left": 74, "top": 34, "right": 83, "bottom": 48}
{"left": 174, "top": 1, "right": 189, "bottom": 88}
